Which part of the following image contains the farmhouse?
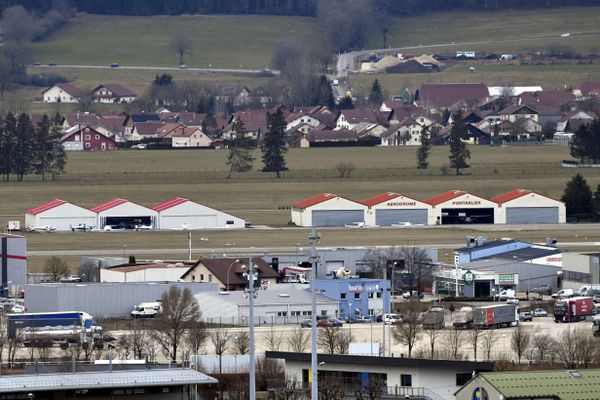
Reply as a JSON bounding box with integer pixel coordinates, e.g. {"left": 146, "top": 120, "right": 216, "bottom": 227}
{"left": 425, "top": 190, "right": 497, "bottom": 225}
{"left": 42, "top": 83, "right": 83, "bottom": 103}
{"left": 92, "top": 83, "right": 137, "bottom": 104}
{"left": 91, "top": 198, "right": 157, "bottom": 230}
{"left": 491, "top": 189, "right": 566, "bottom": 224}
{"left": 362, "top": 192, "right": 431, "bottom": 226}
{"left": 61, "top": 125, "right": 117, "bottom": 151}
{"left": 153, "top": 197, "right": 245, "bottom": 230}
{"left": 335, "top": 109, "right": 379, "bottom": 130}
{"left": 25, "top": 199, "right": 96, "bottom": 232}
{"left": 291, "top": 193, "right": 367, "bottom": 227}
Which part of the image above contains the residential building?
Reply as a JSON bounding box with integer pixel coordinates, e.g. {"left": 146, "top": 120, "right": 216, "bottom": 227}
{"left": 335, "top": 109, "right": 379, "bottom": 130}
{"left": 42, "top": 83, "right": 83, "bottom": 103}
{"left": 180, "top": 257, "right": 279, "bottom": 290}
{"left": 92, "top": 83, "right": 137, "bottom": 103}
{"left": 61, "top": 125, "right": 117, "bottom": 151}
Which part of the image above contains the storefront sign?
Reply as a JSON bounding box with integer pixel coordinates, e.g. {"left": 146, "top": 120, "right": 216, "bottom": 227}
{"left": 498, "top": 273, "right": 515, "bottom": 285}
{"left": 386, "top": 201, "right": 417, "bottom": 207}
{"left": 463, "top": 270, "right": 475, "bottom": 285}
{"left": 452, "top": 200, "right": 481, "bottom": 206}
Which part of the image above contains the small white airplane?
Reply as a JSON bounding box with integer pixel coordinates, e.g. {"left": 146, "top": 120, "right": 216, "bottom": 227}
{"left": 344, "top": 222, "right": 365, "bottom": 228}
{"left": 27, "top": 225, "right": 57, "bottom": 232}
{"left": 70, "top": 224, "right": 94, "bottom": 232}
{"left": 134, "top": 224, "right": 153, "bottom": 231}
{"left": 166, "top": 223, "right": 205, "bottom": 231}
{"left": 103, "top": 225, "right": 125, "bottom": 232}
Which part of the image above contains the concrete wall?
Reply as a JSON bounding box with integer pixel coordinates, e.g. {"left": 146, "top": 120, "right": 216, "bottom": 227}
{"left": 24, "top": 282, "right": 218, "bottom": 318}
{"left": 563, "top": 253, "right": 600, "bottom": 284}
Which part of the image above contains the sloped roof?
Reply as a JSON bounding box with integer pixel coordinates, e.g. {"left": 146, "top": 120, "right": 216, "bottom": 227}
{"left": 152, "top": 197, "right": 190, "bottom": 212}
{"left": 580, "top": 81, "right": 600, "bottom": 96}
{"left": 307, "top": 129, "right": 359, "bottom": 142}
{"left": 94, "top": 83, "right": 137, "bottom": 98}
{"left": 339, "top": 109, "right": 379, "bottom": 124}
{"left": 519, "top": 89, "right": 575, "bottom": 108}
{"left": 25, "top": 199, "right": 67, "bottom": 215}
{"left": 130, "top": 113, "right": 160, "bottom": 123}
{"left": 181, "top": 257, "right": 278, "bottom": 283}
{"left": 135, "top": 121, "right": 163, "bottom": 136}
{"left": 362, "top": 192, "right": 411, "bottom": 207}
{"left": 490, "top": 189, "right": 561, "bottom": 205}
{"left": 44, "top": 83, "right": 84, "bottom": 98}
{"left": 418, "top": 83, "right": 489, "bottom": 108}
{"left": 63, "top": 112, "right": 102, "bottom": 127}
{"left": 292, "top": 193, "right": 339, "bottom": 209}
{"left": 499, "top": 104, "right": 538, "bottom": 115}
{"left": 424, "top": 190, "right": 468, "bottom": 206}
{"left": 90, "top": 198, "right": 129, "bottom": 213}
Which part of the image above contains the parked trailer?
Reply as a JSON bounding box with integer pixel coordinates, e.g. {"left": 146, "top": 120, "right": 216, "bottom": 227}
{"left": 593, "top": 314, "right": 600, "bottom": 336}
{"left": 452, "top": 307, "right": 473, "bottom": 329}
{"left": 554, "top": 296, "right": 594, "bottom": 323}
{"left": 473, "top": 304, "right": 518, "bottom": 329}
{"left": 7, "top": 311, "right": 101, "bottom": 347}
{"left": 421, "top": 306, "right": 445, "bottom": 329}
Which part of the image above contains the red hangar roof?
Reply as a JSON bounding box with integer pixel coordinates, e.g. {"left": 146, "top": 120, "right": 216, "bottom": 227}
{"left": 490, "top": 189, "right": 562, "bottom": 205}
{"left": 25, "top": 199, "right": 67, "bottom": 215}
{"left": 424, "top": 190, "right": 469, "bottom": 206}
{"left": 90, "top": 198, "right": 129, "bottom": 213}
{"left": 292, "top": 193, "right": 342, "bottom": 209}
{"left": 361, "top": 192, "right": 422, "bottom": 208}
{"left": 152, "top": 197, "right": 190, "bottom": 212}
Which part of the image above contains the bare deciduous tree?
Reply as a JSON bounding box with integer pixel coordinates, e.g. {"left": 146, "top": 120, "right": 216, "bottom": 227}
{"left": 510, "top": 325, "right": 531, "bottom": 363}
{"left": 468, "top": 325, "right": 482, "bottom": 361}
{"left": 287, "top": 326, "right": 310, "bottom": 353}
{"left": 233, "top": 330, "right": 250, "bottom": 355}
{"left": 531, "top": 333, "right": 555, "bottom": 363}
{"left": 151, "top": 286, "right": 201, "bottom": 361}
{"left": 554, "top": 328, "right": 598, "bottom": 369}
{"left": 273, "top": 379, "right": 307, "bottom": 400}
{"left": 263, "top": 327, "right": 284, "bottom": 352}
{"left": 170, "top": 30, "right": 191, "bottom": 66}
{"left": 44, "top": 256, "right": 69, "bottom": 281}
{"left": 363, "top": 246, "right": 432, "bottom": 294}
{"left": 336, "top": 329, "right": 352, "bottom": 354}
{"left": 424, "top": 327, "right": 442, "bottom": 359}
{"left": 336, "top": 162, "right": 355, "bottom": 178}
{"left": 355, "top": 376, "right": 385, "bottom": 400}
{"left": 210, "top": 329, "right": 229, "bottom": 374}
{"left": 318, "top": 376, "right": 345, "bottom": 400}
{"left": 185, "top": 320, "right": 208, "bottom": 355}
{"left": 318, "top": 326, "right": 339, "bottom": 354}
{"left": 480, "top": 329, "right": 496, "bottom": 361}
{"left": 392, "top": 301, "right": 421, "bottom": 358}
{"left": 444, "top": 329, "right": 463, "bottom": 360}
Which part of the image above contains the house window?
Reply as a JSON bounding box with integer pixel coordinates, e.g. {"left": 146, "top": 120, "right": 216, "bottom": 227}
{"left": 340, "top": 293, "right": 347, "bottom": 299}
{"left": 456, "top": 373, "right": 472, "bottom": 386}
{"left": 85, "top": 128, "right": 90, "bottom": 132}
{"left": 85, "top": 134, "right": 91, "bottom": 140}
{"left": 191, "top": 275, "right": 195, "bottom": 282}
{"left": 95, "top": 134, "right": 100, "bottom": 140}
{"left": 354, "top": 293, "right": 360, "bottom": 299}
{"left": 208, "top": 274, "right": 213, "bottom": 282}
{"left": 200, "top": 274, "right": 204, "bottom": 281}
{"left": 401, "top": 374, "right": 412, "bottom": 387}
{"left": 368, "top": 292, "right": 374, "bottom": 298}
{"left": 376, "top": 292, "right": 382, "bottom": 298}
{"left": 85, "top": 142, "right": 90, "bottom": 148}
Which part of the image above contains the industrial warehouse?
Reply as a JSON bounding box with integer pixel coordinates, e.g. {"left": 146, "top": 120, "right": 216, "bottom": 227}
{"left": 291, "top": 189, "right": 566, "bottom": 227}
{"left": 23, "top": 197, "right": 246, "bottom": 232}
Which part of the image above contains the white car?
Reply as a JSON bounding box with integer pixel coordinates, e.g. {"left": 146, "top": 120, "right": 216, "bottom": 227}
{"left": 506, "top": 298, "right": 520, "bottom": 305}
{"left": 383, "top": 313, "right": 400, "bottom": 324}
{"left": 561, "top": 32, "right": 570, "bottom": 37}
{"left": 533, "top": 308, "right": 548, "bottom": 317}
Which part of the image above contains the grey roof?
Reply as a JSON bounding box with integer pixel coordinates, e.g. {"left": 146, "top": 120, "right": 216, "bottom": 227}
{"left": 464, "top": 258, "right": 556, "bottom": 271}
{"left": 456, "top": 239, "right": 518, "bottom": 253}
{"left": 0, "top": 368, "right": 217, "bottom": 393}
{"left": 494, "top": 247, "right": 561, "bottom": 261}
{"left": 195, "top": 288, "right": 338, "bottom": 306}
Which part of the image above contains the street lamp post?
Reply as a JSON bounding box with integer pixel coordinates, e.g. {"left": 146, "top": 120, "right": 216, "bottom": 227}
{"left": 243, "top": 261, "right": 258, "bottom": 400}
{"left": 308, "top": 227, "right": 320, "bottom": 400}
{"left": 226, "top": 259, "right": 241, "bottom": 291}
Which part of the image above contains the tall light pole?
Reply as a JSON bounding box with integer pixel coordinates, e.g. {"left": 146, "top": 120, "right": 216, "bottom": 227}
{"left": 243, "top": 260, "right": 258, "bottom": 400}
{"left": 308, "top": 227, "right": 320, "bottom": 400}
{"left": 226, "top": 259, "right": 241, "bottom": 291}
{"left": 187, "top": 230, "right": 192, "bottom": 261}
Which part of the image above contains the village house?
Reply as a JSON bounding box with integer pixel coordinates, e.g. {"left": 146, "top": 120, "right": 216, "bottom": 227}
{"left": 180, "top": 257, "right": 278, "bottom": 290}
{"left": 157, "top": 124, "right": 213, "bottom": 147}
{"left": 335, "top": 109, "right": 379, "bottom": 130}
{"left": 61, "top": 125, "right": 117, "bottom": 151}
{"left": 43, "top": 83, "right": 83, "bottom": 103}
{"left": 92, "top": 83, "right": 137, "bottom": 104}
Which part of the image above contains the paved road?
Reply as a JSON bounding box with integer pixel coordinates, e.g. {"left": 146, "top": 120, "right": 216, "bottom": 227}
{"left": 32, "top": 64, "right": 280, "bottom": 76}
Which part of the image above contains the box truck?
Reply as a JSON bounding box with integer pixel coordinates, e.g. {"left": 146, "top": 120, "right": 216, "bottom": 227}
{"left": 421, "top": 306, "right": 445, "bottom": 329}
{"left": 452, "top": 307, "right": 473, "bottom": 329}
{"left": 554, "top": 296, "right": 594, "bottom": 323}
{"left": 473, "top": 304, "right": 518, "bottom": 329}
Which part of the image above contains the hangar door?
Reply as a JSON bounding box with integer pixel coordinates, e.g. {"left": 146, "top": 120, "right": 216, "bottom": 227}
{"left": 506, "top": 207, "right": 558, "bottom": 224}
{"left": 312, "top": 210, "right": 363, "bottom": 227}
{"left": 160, "top": 215, "right": 218, "bottom": 229}
{"left": 375, "top": 209, "right": 428, "bottom": 226}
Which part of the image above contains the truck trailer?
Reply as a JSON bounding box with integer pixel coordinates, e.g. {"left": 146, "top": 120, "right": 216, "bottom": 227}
{"left": 554, "top": 296, "right": 594, "bottom": 323}
{"left": 7, "top": 311, "right": 101, "bottom": 347}
{"left": 473, "top": 304, "right": 518, "bottom": 329}
{"left": 421, "top": 306, "right": 445, "bottom": 329}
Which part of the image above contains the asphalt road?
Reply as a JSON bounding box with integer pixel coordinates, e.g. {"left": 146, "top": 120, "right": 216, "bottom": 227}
{"left": 31, "top": 64, "right": 280, "bottom": 76}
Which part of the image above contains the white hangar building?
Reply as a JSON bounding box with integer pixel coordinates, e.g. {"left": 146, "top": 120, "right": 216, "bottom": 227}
{"left": 362, "top": 192, "right": 432, "bottom": 226}
{"left": 291, "top": 193, "right": 367, "bottom": 227}
{"left": 25, "top": 199, "right": 97, "bottom": 232}
{"left": 426, "top": 190, "right": 498, "bottom": 225}
{"left": 153, "top": 197, "right": 245, "bottom": 230}
{"left": 491, "top": 189, "right": 566, "bottom": 224}
{"left": 91, "top": 198, "right": 158, "bottom": 230}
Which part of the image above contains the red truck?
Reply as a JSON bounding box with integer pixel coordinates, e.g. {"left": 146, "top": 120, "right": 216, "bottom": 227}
{"left": 554, "top": 296, "right": 594, "bottom": 323}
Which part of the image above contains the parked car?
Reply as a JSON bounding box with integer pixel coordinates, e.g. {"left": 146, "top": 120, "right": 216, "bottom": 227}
{"left": 60, "top": 275, "right": 82, "bottom": 283}
{"left": 519, "top": 312, "right": 533, "bottom": 322}
{"left": 48, "top": 61, "right": 56, "bottom": 66}
{"left": 506, "top": 298, "right": 520, "bottom": 305}
{"left": 110, "top": 63, "right": 119, "bottom": 68}
{"left": 533, "top": 308, "right": 548, "bottom": 317}
{"left": 593, "top": 295, "right": 600, "bottom": 304}
{"left": 383, "top": 313, "right": 401, "bottom": 324}
{"left": 317, "top": 318, "right": 343, "bottom": 327}
{"left": 346, "top": 316, "right": 371, "bottom": 324}
{"left": 300, "top": 319, "right": 312, "bottom": 328}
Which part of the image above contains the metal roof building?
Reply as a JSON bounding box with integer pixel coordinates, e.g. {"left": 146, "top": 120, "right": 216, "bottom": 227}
{"left": 153, "top": 197, "right": 245, "bottom": 230}
{"left": 291, "top": 193, "right": 367, "bottom": 227}
{"left": 491, "top": 189, "right": 566, "bottom": 224}
{"left": 91, "top": 198, "right": 158, "bottom": 230}
{"left": 24, "top": 199, "right": 97, "bottom": 232}
{"left": 362, "top": 192, "right": 431, "bottom": 226}
{"left": 0, "top": 234, "right": 26, "bottom": 292}
{"left": 425, "top": 190, "right": 497, "bottom": 225}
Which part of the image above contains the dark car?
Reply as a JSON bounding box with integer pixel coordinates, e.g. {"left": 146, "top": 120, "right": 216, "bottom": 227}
{"left": 317, "top": 318, "right": 343, "bottom": 328}
{"left": 519, "top": 312, "right": 533, "bottom": 322}
{"left": 110, "top": 63, "right": 119, "bottom": 68}
{"left": 300, "top": 319, "right": 312, "bottom": 328}
{"left": 48, "top": 61, "right": 56, "bottom": 66}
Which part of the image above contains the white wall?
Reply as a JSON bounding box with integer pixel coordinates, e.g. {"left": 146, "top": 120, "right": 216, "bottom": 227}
{"left": 25, "top": 203, "right": 97, "bottom": 232}
{"left": 428, "top": 194, "right": 497, "bottom": 225}
{"left": 292, "top": 197, "right": 367, "bottom": 227}
{"left": 43, "top": 86, "right": 79, "bottom": 103}
{"left": 364, "top": 196, "right": 432, "bottom": 226}
{"left": 494, "top": 193, "right": 565, "bottom": 223}
{"left": 100, "top": 267, "right": 189, "bottom": 282}
{"left": 157, "top": 201, "right": 244, "bottom": 229}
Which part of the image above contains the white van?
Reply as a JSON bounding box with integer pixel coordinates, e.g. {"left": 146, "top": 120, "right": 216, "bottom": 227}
{"left": 578, "top": 285, "right": 600, "bottom": 297}
{"left": 383, "top": 313, "right": 400, "bottom": 324}
{"left": 552, "top": 288, "right": 574, "bottom": 299}
{"left": 131, "top": 302, "right": 162, "bottom": 318}
{"left": 495, "top": 289, "right": 515, "bottom": 300}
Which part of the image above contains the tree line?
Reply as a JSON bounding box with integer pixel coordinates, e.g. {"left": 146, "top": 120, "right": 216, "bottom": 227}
{"left": 0, "top": 112, "right": 66, "bottom": 182}
{"left": 2, "top": 0, "right": 596, "bottom": 16}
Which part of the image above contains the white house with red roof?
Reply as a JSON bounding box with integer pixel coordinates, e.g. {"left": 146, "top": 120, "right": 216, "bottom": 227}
{"left": 362, "top": 192, "right": 432, "bottom": 226}
{"left": 153, "top": 197, "right": 245, "bottom": 230}
{"left": 491, "top": 189, "right": 565, "bottom": 224}
{"left": 425, "top": 190, "right": 497, "bottom": 225}
{"left": 91, "top": 198, "right": 157, "bottom": 230}
{"left": 42, "top": 83, "right": 83, "bottom": 103}
{"left": 25, "top": 199, "right": 97, "bottom": 232}
{"left": 291, "top": 193, "right": 366, "bottom": 227}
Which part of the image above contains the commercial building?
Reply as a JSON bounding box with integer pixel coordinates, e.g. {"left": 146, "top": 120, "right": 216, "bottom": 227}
{"left": 434, "top": 267, "right": 520, "bottom": 298}
{"left": 362, "top": 192, "right": 431, "bottom": 226}
{"left": 100, "top": 261, "right": 194, "bottom": 282}
{"left": 455, "top": 238, "right": 531, "bottom": 264}
{"left": 455, "top": 369, "right": 600, "bottom": 400}
{"left": 561, "top": 252, "right": 599, "bottom": 288}
{"left": 91, "top": 198, "right": 158, "bottom": 230}
{"left": 426, "top": 190, "right": 498, "bottom": 225}
{"left": 153, "top": 197, "right": 245, "bottom": 230}
{"left": 25, "top": 199, "right": 97, "bottom": 232}
{"left": 267, "top": 352, "right": 493, "bottom": 400}
{"left": 24, "top": 282, "right": 218, "bottom": 318}
{"left": 491, "top": 189, "right": 566, "bottom": 224}
{"left": 0, "top": 234, "right": 26, "bottom": 293}
{"left": 291, "top": 193, "right": 367, "bottom": 227}
{"left": 194, "top": 287, "right": 339, "bottom": 325}
{"left": 314, "top": 278, "right": 390, "bottom": 318}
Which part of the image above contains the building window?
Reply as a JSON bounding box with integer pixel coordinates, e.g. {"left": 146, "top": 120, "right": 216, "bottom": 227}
{"left": 368, "top": 309, "right": 374, "bottom": 315}
{"left": 401, "top": 374, "right": 412, "bottom": 387}
{"left": 376, "top": 292, "right": 382, "bottom": 298}
{"left": 368, "top": 292, "right": 374, "bottom": 298}
{"left": 277, "top": 311, "right": 287, "bottom": 317}
{"left": 291, "top": 311, "right": 301, "bottom": 316}
{"left": 85, "top": 134, "right": 91, "bottom": 140}
{"left": 208, "top": 274, "right": 213, "bottom": 282}
{"left": 85, "top": 142, "right": 90, "bottom": 148}
{"left": 340, "top": 293, "right": 347, "bottom": 299}
{"left": 354, "top": 293, "right": 360, "bottom": 299}
{"left": 456, "top": 373, "right": 472, "bottom": 386}
{"left": 95, "top": 134, "right": 100, "bottom": 140}
{"left": 321, "top": 310, "right": 327, "bottom": 316}
{"left": 303, "top": 311, "right": 311, "bottom": 316}
{"left": 200, "top": 274, "right": 204, "bottom": 281}
{"left": 191, "top": 275, "right": 195, "bottom": 282}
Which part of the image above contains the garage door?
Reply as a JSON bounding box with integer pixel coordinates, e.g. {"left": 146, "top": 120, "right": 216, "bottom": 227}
{"left": 312, "top": 210, "right": 364, "bottom": 227}
{"left": 375, "top": 209, "right": 428, "bottom": 226}
{"left": 325, "top": 261, "right": 345, "bottom": 276}
{"left": 160, "top": 215, "right": 218, "bottom": 229}
{"left": 506, "top": 207, "right": 558, "bottom": 224}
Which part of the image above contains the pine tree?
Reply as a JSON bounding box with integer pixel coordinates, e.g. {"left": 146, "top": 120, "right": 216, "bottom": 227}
{"left": 416, "top": 125, "right": 430, "bottom": 169}
{"left": 226, "top": 120, "right": 254, "bottom": 178}
{"left": 261, "top": 108, "right": 288, "bottom": 178}
{"left": 49, "top": 113, "right": 66, "bottom": 181}
{"left": 569, "top": 119, "right": 600, "bottom": 164}
{"left": 12, "top": 113, "right": 34, "bottom": 181}
{"left": 338, "top": 96, "right": 354, "bottom": 110}
{"left": 0, "top": 113, "right": 16, "bottom": 181}
{"left": 32, "top": 114, "right": 51, "bottom": 181}
{"left": 448, "top": 111, "right": 471, "bottom": 175}
{"left": 368, "top": 79, "right": 384, "bottom": 109}
{"left": 593, "top": 184, "right": 600, "bottom": 220}
{"left": 316, "top": 75, "right": 335, "bottom": 109}
{"left": 562, "top": 173, "right": 593, "bottom": 219}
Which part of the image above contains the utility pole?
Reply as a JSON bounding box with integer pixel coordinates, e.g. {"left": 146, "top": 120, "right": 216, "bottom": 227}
{"left": 382, "top": 263, "right": 386, "bottom": 357}
{"left": 244, "top": 260, "right": 257, "bottom": 400}
{"left": 308, "top": 227, "right": 320, "bottom": 400}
